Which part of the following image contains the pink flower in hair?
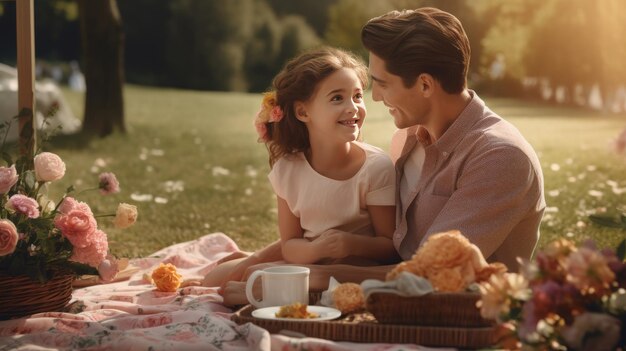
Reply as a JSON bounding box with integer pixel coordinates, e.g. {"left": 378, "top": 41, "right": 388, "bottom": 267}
{"left": 255, "top": 120, "right": 269, "bottom": 143}
{"left": 269, "top": 106, "right": 283, "bottom": 123}
{"left": 254, "top": 91, "right": 282, "bottom": 143}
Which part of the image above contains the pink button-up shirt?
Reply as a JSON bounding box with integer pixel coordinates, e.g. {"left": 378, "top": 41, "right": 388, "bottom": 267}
{"left": 391, "top": 91, "right": 545, "bottom": 270}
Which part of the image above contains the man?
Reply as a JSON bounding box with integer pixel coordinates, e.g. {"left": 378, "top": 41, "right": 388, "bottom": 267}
{"left": 220, "top": 7, "right": 544, "bottom": 305}
{"left": 362, "top": 8, "right": 545, "bottom": 270}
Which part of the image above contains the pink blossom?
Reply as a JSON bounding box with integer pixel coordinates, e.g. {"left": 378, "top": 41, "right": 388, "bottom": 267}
{"left": 57, "top": 197, "right": 92, "bottom": 215}
{"left": 255, "top": 121, "right": 269, "bottom": 142}
{"left": 97, "top": 255, "right": 120, "bottom": 282}
{"left": 54, "top": 202, "right": 97, "bottom": 248}
{"left": 269, "top": 105, "right": 284, "bottom": 122}
{"left": 98, "top": 172, "right": 120, "bottom": 195}
{"left": 33, "top": 152, "right": 66, "bottom": 182}
{"left": 7, "top": 194, "right": 40, "bottom": 219}
{"left": 0, "top": 219, "right": 19, "bottom": 256}
{"left": 70, "top": 229, "right": 108, "bottom": 267}
{"left": 0, "top": 164, "right": 18, "bottom": 194}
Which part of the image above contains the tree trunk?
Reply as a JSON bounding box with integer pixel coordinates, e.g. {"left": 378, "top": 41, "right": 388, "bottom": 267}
{"left": 78, "top": 0, "right": 125, "bottom": 137}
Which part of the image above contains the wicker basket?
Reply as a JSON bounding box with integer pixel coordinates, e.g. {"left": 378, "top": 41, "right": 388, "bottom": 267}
{"left": 0, "top": 271, "right": 74, "bottom": 320}
{"left": 232, "top": 304, "right": 496, "bottom": 349}
{"left": 366, "top": 291, "right": 494, "bottom": 327}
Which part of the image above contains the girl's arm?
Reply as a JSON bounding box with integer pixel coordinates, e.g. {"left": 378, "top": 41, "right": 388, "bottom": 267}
{"left": 353, "top": 204, "right": 398, "bottom": 263}
{"left": 277, "top": 196, "right": 327, "bottom": 264}
{"left": 315, "top": 205, "right": 399, "bottom": 264}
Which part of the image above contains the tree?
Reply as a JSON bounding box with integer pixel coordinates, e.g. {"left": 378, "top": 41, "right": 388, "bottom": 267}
{"left": 77, "top": 0, "right": 125, "bottom": 137}
{"left": 266, "top": 0, "right": 338, "bottom": 36}
{"left": 521, "top": 0, "right": 626, "bottom": 106}
{"left": 166, "top": 0, "right": 254, "bottom": 91}
{"left": 325, "top": 0, "right": 392, "bottom": 58}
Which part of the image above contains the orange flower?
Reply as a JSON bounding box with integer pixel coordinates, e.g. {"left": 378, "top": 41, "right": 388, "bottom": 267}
{"left": 427, "top": 267, "right": 467, "bottom": 292}
{"left": 333, "top": 282, "right": 365, "bottom": 313}
{"left": 417, "top": 230, "right": 473, "bottom": 269}
{"left": 151, "top": 263, "right": 183, "bottom": 292}
{"left": 386, "top": 230, "right": 506, "bottom": 292}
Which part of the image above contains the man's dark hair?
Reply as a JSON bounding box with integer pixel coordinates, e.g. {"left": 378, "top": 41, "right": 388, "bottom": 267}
{"left": 361, "top": 7, "right": 470, "bottom": 93}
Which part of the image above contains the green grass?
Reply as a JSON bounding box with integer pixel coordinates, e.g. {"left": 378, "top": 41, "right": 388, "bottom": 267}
{"left": 43, "top": 86, "right": 626, "bottom": 258}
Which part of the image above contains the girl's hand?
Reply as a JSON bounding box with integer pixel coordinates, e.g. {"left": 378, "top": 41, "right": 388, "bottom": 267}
{"left": 219, "top": 281, "right": 250, "bottom": 306}
{"left": 314, "top": 229, "right": 352, "bottom": 259}
{"left": 223, "top": 255, "right": 258, "bottom": 283}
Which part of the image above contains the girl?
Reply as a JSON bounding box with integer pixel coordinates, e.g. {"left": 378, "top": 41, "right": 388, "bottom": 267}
{"left": 203, "top": 47, "right": 398, "bottom": 288}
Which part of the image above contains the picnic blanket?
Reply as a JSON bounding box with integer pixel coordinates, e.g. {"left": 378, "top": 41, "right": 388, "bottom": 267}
{"left": 0, "top": 233, "right": 451, "bottom": 351}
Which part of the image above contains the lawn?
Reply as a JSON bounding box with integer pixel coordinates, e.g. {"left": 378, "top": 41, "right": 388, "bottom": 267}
{"left": 44, "top": 85, "right": 626, "bottom": 258}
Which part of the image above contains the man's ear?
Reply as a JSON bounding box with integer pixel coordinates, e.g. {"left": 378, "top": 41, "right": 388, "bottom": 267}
{"left": 294, "top": 101, "right": 309, "bottom": 122}
{"left": 417, "top": 73, "right": 435, "bottom": 98}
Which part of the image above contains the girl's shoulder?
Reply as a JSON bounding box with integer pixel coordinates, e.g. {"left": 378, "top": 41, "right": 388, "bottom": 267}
{"left": 354, "top": 141, "right": 394, "bottom": 171}
{"left": 271, "top": 152, "right": 307, "bottom": 172}
{"left": 354, "top": 141, "right": 391, "bottom": 160}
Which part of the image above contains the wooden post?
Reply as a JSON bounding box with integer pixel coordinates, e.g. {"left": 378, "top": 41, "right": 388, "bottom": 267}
{"left": 16, "top": 0, "right": 36, "bottom": 162}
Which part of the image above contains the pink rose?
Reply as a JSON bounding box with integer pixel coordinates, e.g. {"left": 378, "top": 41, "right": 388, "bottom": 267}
{"left": 70, "top": 229, "right": 108, "bottom": 267}
{"left": 33, "top": 152, "right": 66, "bottom": 182}
{"left": 0, "top": 219, "right": 19, "bottom": 256}
{"left": 7, "top": 194, "right": 40, "bottom": 219}
{"left": 98, "top": 172, "right": 120, "bottom": 195}
{"left": 0, "top": 164, "right": 18, "bottom": 194}
{"left": 54, "top": 202, "right": 97, "bottom": 248}
{"left": 58, "top": 197, "right": 79, "bottom": 214}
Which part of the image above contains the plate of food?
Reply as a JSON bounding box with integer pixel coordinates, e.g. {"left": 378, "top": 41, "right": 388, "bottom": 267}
{"left": 251, "top": 303, "right": 341, "bottom": 321}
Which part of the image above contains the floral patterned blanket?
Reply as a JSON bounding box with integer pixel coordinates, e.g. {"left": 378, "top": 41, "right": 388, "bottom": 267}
{"left": 0, "top": 233, "right": 450, "bottom": 351}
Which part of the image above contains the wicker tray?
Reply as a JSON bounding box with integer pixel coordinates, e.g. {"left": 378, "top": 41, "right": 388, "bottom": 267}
{"left": 232, "top": 304, "right": 496, "bottom": 349}
{"left": 366, "top": 291, "right": 494, "bottom": 327}
{"left": 0, "top": 271, "right": 74, "bottom": 320}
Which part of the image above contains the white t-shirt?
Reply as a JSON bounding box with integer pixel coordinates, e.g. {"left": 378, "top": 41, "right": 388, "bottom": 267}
{"left": 268, "top": 142, "right": 396, "bottom": 239}
{"left": 399, "top": 142, "right": 425, "bottom": 214}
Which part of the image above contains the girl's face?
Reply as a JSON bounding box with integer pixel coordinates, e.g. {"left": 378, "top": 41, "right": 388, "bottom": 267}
{"left": 296, "top": 68, "right": 366, "bottom": 145}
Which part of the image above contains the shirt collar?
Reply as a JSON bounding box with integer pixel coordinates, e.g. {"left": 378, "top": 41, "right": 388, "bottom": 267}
{"left": 416, "top": 90, "right": 485, "bottom": 154}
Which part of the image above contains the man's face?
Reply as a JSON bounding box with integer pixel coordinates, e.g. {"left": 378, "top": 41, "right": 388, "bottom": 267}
{"left": 368, "top": 53, "right": 428, "bottom": 129}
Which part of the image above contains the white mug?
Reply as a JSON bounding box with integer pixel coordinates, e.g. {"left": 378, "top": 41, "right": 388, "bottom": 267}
{"left": 245, "top": 266, "right": 310, "bottom": 308}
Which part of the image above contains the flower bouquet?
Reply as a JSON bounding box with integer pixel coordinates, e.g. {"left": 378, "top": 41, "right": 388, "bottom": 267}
{"left": 0, "top": 117, "right": 137, "bottom": 319}
{"left": 477, "top": 238, "right": 626, "bottom": 350}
